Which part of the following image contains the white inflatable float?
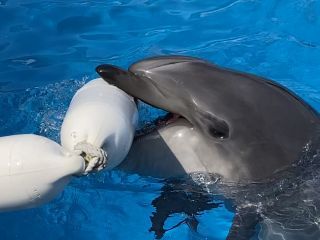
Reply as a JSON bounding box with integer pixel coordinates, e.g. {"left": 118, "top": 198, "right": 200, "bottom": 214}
{"left": 0, "top": 78, "right": 138, "bottom": 212}
{"left": 61, "top": 78, "right": 138, "bottom": 173}
{"left": 0, "top": 134, "right": 84, "bottom": 212}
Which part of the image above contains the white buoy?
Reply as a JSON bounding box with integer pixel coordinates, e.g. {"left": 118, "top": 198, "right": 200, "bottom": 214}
{"left": 60, "top": 78, "right": 138, "bottom": 173}
{"left": 0, "top": 134, "right": 84, "bottom": 212}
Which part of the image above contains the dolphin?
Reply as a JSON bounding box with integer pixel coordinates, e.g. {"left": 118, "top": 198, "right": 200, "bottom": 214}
{"left": 96, "top": 55, "right": 320, "bottom": 182}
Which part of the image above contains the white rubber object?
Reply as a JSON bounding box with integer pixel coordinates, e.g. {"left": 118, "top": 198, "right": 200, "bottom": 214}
{"left": 60, "top": 78, "right": 138, "bottom": 171}
{"left": 0, "top": 134, "right": 84, "bottom": 212}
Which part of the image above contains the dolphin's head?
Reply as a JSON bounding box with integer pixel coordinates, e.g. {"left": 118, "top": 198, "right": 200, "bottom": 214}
{"left": 96, "top": 56, "right": 230, "bottom": 139}
{"left": 96, "top": 56, "right": 206, "bottom": 113}
{"left": 96, "top": 63, "right": 168, "bottom": 110}
{"left": 96, "top": 55, "right": 207, "bottom": 91}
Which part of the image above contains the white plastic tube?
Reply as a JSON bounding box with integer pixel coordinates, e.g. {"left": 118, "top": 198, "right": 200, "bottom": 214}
{"left": 60, "top": 78, "right": 138, "bottom": 171}
{"left": 0, "top": 134, "right": 84, "bottom": 212}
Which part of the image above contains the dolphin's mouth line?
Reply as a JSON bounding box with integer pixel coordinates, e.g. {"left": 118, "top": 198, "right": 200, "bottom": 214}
{"left": 136, "top": 113, "right": 185, "bottom": 138}
{"left": 155, "top": 113, "right": 182, "bottom": 127}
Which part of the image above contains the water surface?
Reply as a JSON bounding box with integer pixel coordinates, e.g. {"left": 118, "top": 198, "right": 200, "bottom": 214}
{"left": 0, "top": 0, "right": 319, "bottom": 239}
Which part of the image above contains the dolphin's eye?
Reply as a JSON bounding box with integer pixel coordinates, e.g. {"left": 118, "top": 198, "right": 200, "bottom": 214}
{"left": 208, "top": 127, "right": 228, "bottom": 139}
{"left": 197, "top": 110, "right": 230, "bottom": 139}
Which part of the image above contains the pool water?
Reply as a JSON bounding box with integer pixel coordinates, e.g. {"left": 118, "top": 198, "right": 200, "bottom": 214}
{"left": 0, "top": 0, "right": 319, "bottom": 239}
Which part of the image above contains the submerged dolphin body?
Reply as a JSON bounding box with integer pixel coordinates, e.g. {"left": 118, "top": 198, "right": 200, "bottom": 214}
{"left": 96, "top": 56, "right": 319, "bottom": 182}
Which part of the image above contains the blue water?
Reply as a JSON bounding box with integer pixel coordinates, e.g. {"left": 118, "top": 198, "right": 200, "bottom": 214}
{"left": 0, "top": 0, "right": 320, "bottom": 239}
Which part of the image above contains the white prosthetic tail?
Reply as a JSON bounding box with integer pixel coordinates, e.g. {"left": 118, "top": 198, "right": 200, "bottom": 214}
{"left": 61, "top": 78, "right": 138, "bottom": 174}
{"left": 0, "top": 134, "right": 85, "bottom": 212}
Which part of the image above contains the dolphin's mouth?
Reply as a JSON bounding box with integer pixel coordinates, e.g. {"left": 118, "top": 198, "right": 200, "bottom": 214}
{"left": 155, "top": 113, "right": 181, "bottom": 127}
{"left": 135, "top": 113, "right": 182, "bottom": 138}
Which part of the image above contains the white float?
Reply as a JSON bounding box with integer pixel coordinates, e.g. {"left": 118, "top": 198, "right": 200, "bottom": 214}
{"left": 61, "top": 78, "right": 138, "bottom": 173}
{"left": 0, "top": 78, "right": 138, "bottom": 212}
{"left": 0, "top": 134, "right": 84, "bottom": 212}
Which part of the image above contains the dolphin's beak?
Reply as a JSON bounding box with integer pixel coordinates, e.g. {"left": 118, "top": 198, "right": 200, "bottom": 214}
{"left": 96, "top": 64, "right": 128, "bottom": 85}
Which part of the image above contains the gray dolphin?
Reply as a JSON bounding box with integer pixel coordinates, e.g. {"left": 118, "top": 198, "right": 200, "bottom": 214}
{"left": 96, "top": 56, "right": 319, "bottom": 182}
